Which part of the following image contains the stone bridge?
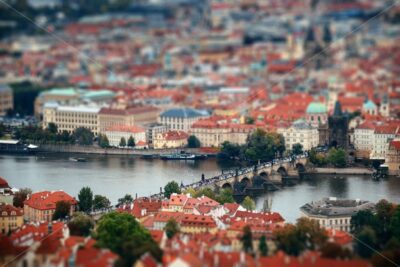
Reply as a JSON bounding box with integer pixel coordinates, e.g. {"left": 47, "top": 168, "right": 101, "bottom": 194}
{"left": 150, "top": 154, "right": 308, "bottom": 199}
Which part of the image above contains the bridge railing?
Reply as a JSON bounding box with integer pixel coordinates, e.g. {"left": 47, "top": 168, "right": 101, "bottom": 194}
{"left": 149, "top": 153, "right": 308, "bottom": 199}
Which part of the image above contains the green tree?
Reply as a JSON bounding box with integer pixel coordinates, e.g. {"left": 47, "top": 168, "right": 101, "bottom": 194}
{"left": 218, "top": 141, "right": 242, "bottom": 160}
{"left": 47, "top": 122, "right": 58, "bottom": 134}
{"left": 241, "top": 225, "right": 253, "bottom": 254}
{"left": 216, "top": 188, "right": 234, "bottom": 204}
{"left": 245, "top": 117, "right": 255, "bottom": 124}
{"left": 58, "top": 130, "right": 73, "bottom": 143}
{"left": 389, "top": 205, "right": 400, "bottom": 240}
{"left": 258, "top": 235, "right": 268, "bottom": 256}
{"left": 183, "top": 187, "right": 196, "bottom": 197}
{"left": 187, "top": 135, "right": 201, "bottom": 148}
{"left": 274, "top": 224, "right": 305, "bottom": 256}
{"left": 375, "top": 199, "right": 396, "bottom": 244}
{"left": 320, "top": 242, "right": 351, "bottom": 259}
{"left": 93, "top": 195, "right": 111, "bottom": 210}
{"left": 73, "top": 127, "right": 94, "bottom": 145}
{"left": 13, "top": 188, "right": 32, "bottom": 208}
{"left": 327, "top": 148, "right": 346, "bottom": 167}
{"left": 118, "top": 194, "right": 133, "bottom": 206}
{"left": 193, "top": 187, "right": 216, "bottom": 200}
{"left": 296, "top": 217, "right": 328, "bottom": 250}
{"left": 243, "top": 129, "right": 285, "bottom": 162}
{"left": 0, "top": 123, "right": 5, "bottom": 138}
{"left": 78, "top": 187, "right": 93, "bottom": 213}
{"left": 98, "top": 134, "right": 110, "bottom": 148}
{"left": 119, "top": 137, "right": 126, "bottom": 147}
{"left": 67, "top": 212, "right": 94, "bottom": 236}
{"left": 164, "top": 181, "right": 181, "bottom": 198}
{"left": 52, "top": 201, "right": 71, "bottom": 220}
{"left": 127, "top": 135, "right": 135, "bottom": 147}
{"left": 354, "top": 226, "right": 377, "bottom": 258}
{"left": 241, "top": 196, "right": 256, "bottom": 211}
{"left": 351, "top": 210, "right": 379, "bottom": 234}
{"left": 94, "top": 212, "right": 162, "bottom": 266}
{"left": 292, "top": 143, "right": 303, "bottom": 155}
{"left": 164, "top": 218, "right": 180, "bottom": 239}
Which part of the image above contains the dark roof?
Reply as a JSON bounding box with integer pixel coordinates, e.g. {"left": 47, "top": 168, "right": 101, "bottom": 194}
{"left": 160, "top": 108, "right": 207, "bottom": 118}
{"left": 300, "top": 198, "right": 375, "bottom": 217}
{"left": 0, "top": 84, "right": 12, "bottom": 93}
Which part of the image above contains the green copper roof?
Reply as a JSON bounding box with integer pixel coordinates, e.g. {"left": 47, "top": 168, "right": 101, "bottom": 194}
{"left": 44, "top": 88, "right": 78, "bottom": 96}
{"left": 306, "top": 102, "right": 327, "bottom": 114}
{"left": 83, "top": 90, "right": 115, "bottom": 99}
{"left": 363, "top": 100, "right": 377, "bottom": 110}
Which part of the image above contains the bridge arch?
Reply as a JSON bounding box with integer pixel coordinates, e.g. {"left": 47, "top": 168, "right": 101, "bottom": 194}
{"left": 295, "top": 162, "right": 306, "bottom": 173}
{"left": 277, "top": 166, "right": 288, "bottom": 176}
{"left": 240, "top": 177, "right": 251, "bottom": 186}
{"left": 259, "top": 171, "right": 268, "bottom": 178}
{"left": 222, "top": 182, "right": 233, "bottom": 190}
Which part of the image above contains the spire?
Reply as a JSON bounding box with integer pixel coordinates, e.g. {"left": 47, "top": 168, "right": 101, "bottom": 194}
{"left": 333, "top": 101, "right": 343, "bottom": 116}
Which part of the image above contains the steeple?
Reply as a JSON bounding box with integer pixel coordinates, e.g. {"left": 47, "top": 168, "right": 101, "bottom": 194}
{"left": 333, "top": 101, "right": 343, "bottom": 116}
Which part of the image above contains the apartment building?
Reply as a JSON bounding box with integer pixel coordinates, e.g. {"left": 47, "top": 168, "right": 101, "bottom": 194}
{"left": 42, "top": 102, "right": 100, "bottom": 134}
{"left": 0, "top": 204, "right": 23, "bottom": 234}
{"left": 159, "top": 108, "right": 208, "bottom": 132}
{"left": 277, "top": 119, "right": 319, "bottom": 151}
{"left": 0, "top": 84, "right": 13, "bottom": 116}
{"left": 98, "top": 105, "right": 159, "bottom": 133}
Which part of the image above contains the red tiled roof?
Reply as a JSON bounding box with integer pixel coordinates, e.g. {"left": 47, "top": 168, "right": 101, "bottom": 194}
{"left": 105, "top": 124, "right": 145, "bottom": 133}
{"left": 99, "top": 105, "right": 159, "bottom": 116}
{"left": 161, "top": 131, "right": 189, "bottom": 141}
{"left": 0, "top": 204, "right": 23, "bottom": 217}
{"left": 24, "top": 191, "right": 77, "bottom": 211}
{"left": 0, "top": 177, "right": 10, "bottom": 188}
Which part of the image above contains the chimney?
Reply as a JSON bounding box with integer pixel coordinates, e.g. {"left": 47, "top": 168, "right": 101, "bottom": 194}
{"left": 213, "top": 253, "right": 219, "bottom": 267}
{"left": 48, "top": 222, "right": 53, "bottom": 234}
{"left": 240, "top": 251, "right": 245, "bottom": 265}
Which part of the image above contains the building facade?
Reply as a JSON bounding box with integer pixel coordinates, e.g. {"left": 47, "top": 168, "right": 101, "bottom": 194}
{"left": 159, "top": 108, "right": 208, "bottom": 132}
{"left": 104, "top": 125, "right": 146, "bottom": 147}
{"left": 386, "top": 139, "right": 400, "bottom": 176}
{"left": 23, "top": 191, "right": 77, "bottom": 222}
{"left": 300, "top": 198, "right": 375, "bottom": 232}
{"left": 42, "top": 103, "right": 100, "bottom": 135}
{"left": 153, "top": 130, "right": 188, "bottom": 149}
{"left": 277, "top": 119, "right": 319, "bottom": 151}
{"left": 305, "top": 102, "right": 328, "bottom": 128}
{"left": 0, "top": 84, "right": 13, "bottom": 116}
{"left": 190, "top": 119, "right": 255, "bottom": 148}
{"left": 0, "top": 204, "right": 23, "bottom": 234}
{"left": 98, "top": 106, "right": 159, "bottom": 133}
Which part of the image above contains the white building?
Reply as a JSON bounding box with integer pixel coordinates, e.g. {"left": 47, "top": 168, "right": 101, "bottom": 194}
{"left": 42, "top": 102, "right": 100, "bottom": 134}
{"left": 371, "top": 125, "right": 399, "bottom": 160}
{"left": 354, "top": 121, "right": 376, "bottom": 159}
{"left": 300, "top": 198, "right": 375, "bottom": 232}
{"left": 104, "top": 125, "right": 146, "bottom": 147}
{"left": 159, "top": 108, "right": 208, "bottom": 132}
{"left": 277, "top": 119, "right": 319, "bottom": 151}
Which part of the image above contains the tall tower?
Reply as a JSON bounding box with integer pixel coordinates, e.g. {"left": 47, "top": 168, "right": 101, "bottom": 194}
{"left": 328, "top": 101, "right": 349, "bottom": 150}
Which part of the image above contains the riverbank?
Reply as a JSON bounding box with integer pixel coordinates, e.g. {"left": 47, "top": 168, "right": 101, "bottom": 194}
{"left": 35, "top": 144, "right": 217, "bottom": 156}
{"left": 306, "top": 167, "right": 374, "bottom": 175}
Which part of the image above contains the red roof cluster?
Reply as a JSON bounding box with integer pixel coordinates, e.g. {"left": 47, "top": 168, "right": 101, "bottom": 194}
{"left": 24, "top": 191, "right": 77, "bottom": 211}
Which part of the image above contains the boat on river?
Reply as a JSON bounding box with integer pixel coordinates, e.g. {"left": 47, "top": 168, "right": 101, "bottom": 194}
{"left": 0, "top": 140, "right": 38, "bottom": 154}
{"left": 161, "top": 152, "right": 196, "bottom": 160}
{"left": 69, "top": 157, "right": 87, "bottom": 162}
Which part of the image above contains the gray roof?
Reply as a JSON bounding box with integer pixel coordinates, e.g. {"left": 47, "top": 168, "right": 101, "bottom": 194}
{"left": 300, "top": 197, "right": 375, "bottom": 218}
{"left": 0, "top": 84, "right": 12, "bottom": 93}
{"left": 292, "top": 119, "right": 314, "bottom": 130}
{"left": 160, "top": 108, "right": 207, "bottom": 118}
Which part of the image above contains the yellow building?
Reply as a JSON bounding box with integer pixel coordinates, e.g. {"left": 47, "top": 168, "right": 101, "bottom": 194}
{"left": 0, "top": 204, "right": 23, "bottom": 234}
{"left": 42, "top": 103, "right": 100, "bottom": 135}
{"left": 23, "top": 191, "right": 77, "bottom": 222}
{"left": 153, "top": 130, "right": 188, "bottom": 149}
{"left": 190, "top": 119, "right": 255, "bottom": 147}
{"left": 99, "top": 106, "right": 159, "bottom": 133}
{"left": 0, "top": 84, "right": 13, "bottom": 116}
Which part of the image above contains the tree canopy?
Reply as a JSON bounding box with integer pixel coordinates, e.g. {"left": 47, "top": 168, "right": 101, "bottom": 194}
{"left": 241, "top": 196, "right": 256, "bottom": 211}
{"left": 68, "top": 212, "right": 94, "bottom": 236}
{"left": 93, "top": 195, "right": 111, "bottom": 210}
{"left": 127, "top": 135, "right": 135, "bottom": 147}
{"left": 78, "top": 187, "right": 93, "bottom": 213}
{"left": 13, "top": 188, "right": 32, "bottom": 208}
{"left": 187, "top": 135, "right": 201, "bottom": 148}
{"left": 94, "top": 212, "right": 162, "bottom": 266}
{"left": 165, "top": 218, "right": 180, "bottom": 239}
{"left": 73, "top": 127, "right": 94, "bottom": 146}
{"left": 164, "top": 181, "right": 181, "bottom": 198}
{"left": 52, "top": 201, "right": 71, "bottom": 220}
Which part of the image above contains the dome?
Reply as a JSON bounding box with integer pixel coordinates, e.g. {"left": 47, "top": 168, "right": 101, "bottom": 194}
{"left": 363, "top": 100, "right": 377, "bottom": 110}
{"left": 306, "top": 102, "right": 327, "bottom": 114}
{"left": 0, "top": 177, "right": 10, "bottom": 188}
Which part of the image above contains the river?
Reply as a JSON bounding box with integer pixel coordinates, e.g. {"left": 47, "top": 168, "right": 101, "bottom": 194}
{"left": 1, "top": 154, "right": 400, "bottom": 223}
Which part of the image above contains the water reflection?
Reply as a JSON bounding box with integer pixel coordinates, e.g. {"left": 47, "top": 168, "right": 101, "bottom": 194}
{"left": 327, "top": 177, "right": 348, "bottom": 197}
